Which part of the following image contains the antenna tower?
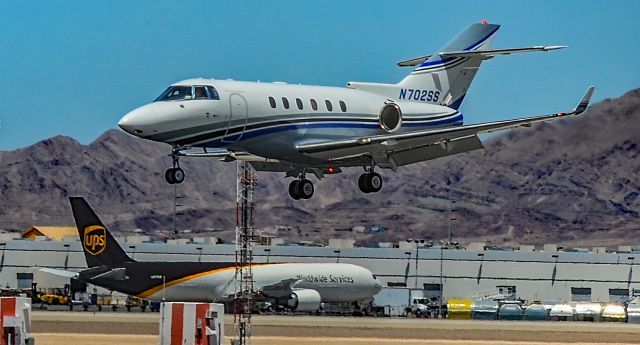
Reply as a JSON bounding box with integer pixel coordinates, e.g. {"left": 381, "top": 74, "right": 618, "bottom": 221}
{"left": 232, "top": 161, "right": 257, "bottom": 345}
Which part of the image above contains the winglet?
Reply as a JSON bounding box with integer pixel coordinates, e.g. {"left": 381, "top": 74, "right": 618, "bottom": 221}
{"left": 543, "top": 45, "right": 568, "bottom": 51}
{"left": 572, "top": 86, "right": 596, "bottom": 115}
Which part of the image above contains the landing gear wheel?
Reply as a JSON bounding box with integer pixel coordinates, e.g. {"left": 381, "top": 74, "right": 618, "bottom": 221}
{"left": 358, "top": 174, "right": 370, "bottom": 193}
{"left": 367, "top": 172, "right": 382, "bottom": 193}
{"left": 299, "top": 179, "right": 314, "bottom": 199}
{"left": 358, "top": 172, "right": 383, "bottom": 193}
{"left": 288, "top": 180, "right": 302, "bottom": 200}
{"left": 288, "top": 179, "right": 314, "bottom": 200}
{"left": 165, "top": 169, "right": 176, "bottom": 184}
{"left": 165, "top": 168, "right": 185, "bottom": 185}
{"left": 172, "top": 167, "right": 185, "bottom": 184}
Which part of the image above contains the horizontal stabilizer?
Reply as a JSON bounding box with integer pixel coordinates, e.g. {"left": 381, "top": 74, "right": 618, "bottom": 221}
{"left": 397, "top": 46, "right": 566, "bottom": 67}
{"left": 39, "top": 267, "right": 79, "bottom": 278}
{"left": 397, "top": 55, "right": 433, "bottom": 67}
{"left": 91, "top": 267, "right": 129, "bottom": 281}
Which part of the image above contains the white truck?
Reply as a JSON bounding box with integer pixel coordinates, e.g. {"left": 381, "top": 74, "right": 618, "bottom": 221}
{"left": 372, "top": 288, "right": 429, "bottom": 317}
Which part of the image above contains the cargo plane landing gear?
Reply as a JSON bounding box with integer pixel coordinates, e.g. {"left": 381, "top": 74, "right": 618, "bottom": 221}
{"left": 165, "top": 146, "right": 185, "bottom": 185}
{"left": 358, "top": 168, "right": 382, "bottom": 194}
{"left": 288, "top": 178, "right": 314, "bottom": 200}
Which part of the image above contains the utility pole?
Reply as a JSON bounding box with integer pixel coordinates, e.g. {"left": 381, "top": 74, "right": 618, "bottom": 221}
{"left": 232, "top": 161, "right": 257, "bottom": 345}
{"left": 439, "top": 241, "right": 444, "bottom": 318}
{"left": 447, "top": 182, "right": 452, "bottom": 244}
{"left": 414, "top": 244, "right": 419, "bottom": 288}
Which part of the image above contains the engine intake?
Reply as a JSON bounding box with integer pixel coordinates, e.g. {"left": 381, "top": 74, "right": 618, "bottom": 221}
{"left": 379, "top": 103, "right": 402, "bottom": 132}
{"left": 286, "top": 289, "right": 321, "bottom": 312}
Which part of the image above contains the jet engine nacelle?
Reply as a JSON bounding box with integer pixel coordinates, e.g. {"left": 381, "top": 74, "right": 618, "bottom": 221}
{"left": 286, "top": 289, "right": 321, "bottom": 312}
{"left": 379, "top": 103, "right": 402, "bottom": 132}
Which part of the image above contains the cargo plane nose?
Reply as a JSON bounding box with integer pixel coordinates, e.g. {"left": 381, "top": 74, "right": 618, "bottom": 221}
{"left": 373, "top": 278, "right": 383, "bottom": 294}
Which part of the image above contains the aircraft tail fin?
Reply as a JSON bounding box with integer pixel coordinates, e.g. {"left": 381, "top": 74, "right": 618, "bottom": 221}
{"left": 69, "top": 197, "right": 133, "bottom": 268}
{"left": 397, "top": 22, "right": 500, "bottom": 109}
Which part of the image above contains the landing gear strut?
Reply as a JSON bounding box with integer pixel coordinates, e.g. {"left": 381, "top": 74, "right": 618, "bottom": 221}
{"left": 165, "top": 146, "right": 185, "bottom": 185}
{"left": 358, "top": 168, "right": 382, "bottom": 193}
{"left": 288, "top": 178, "right": 314, "bottom": 200}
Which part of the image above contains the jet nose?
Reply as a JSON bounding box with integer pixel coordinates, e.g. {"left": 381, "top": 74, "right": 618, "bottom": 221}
{"left": 118, "top": 108, "right": 147, "bottom": 136}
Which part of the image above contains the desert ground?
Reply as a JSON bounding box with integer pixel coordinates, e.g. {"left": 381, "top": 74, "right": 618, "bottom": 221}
{"left": 30, "top": 311, "right": 640, "bottom": 344}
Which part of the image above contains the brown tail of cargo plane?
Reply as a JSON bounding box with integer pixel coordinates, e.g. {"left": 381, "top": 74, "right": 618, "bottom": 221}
{"left": 69, "top": 197, "right": 133, "bottom": 268}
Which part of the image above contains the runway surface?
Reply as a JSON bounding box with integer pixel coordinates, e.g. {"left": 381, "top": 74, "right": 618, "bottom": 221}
{"left": 31, "top": 311, "right": 640, "bottom": 344}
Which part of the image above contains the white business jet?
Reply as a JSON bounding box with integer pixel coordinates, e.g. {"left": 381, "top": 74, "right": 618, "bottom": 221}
{"left": 119, "top": 21, "right": 594, "bottom": 200}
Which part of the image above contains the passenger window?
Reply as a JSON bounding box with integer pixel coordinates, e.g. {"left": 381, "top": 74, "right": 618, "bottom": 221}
{"left": 269, "top": 97, "right": 276, "bottom": 109}
{"left": 194, "top": 86, "right": 208, "bottom": 99}
{"left": 282, "top": 97, "right": 290, "bottom": 109}
{"left": 205, "top": 86, "right": 220, "bottom": 100}
{"left": 339, "top": 100, "right": 347, "bottom": 112}
{"left": 310, "top": 99, "right": 318, "bottom": 111}
{"left": 325, "top": 100, "right": 333, "bottom": 112}
{"left": 296, "top": 98, "right": 303, "bottom": 110}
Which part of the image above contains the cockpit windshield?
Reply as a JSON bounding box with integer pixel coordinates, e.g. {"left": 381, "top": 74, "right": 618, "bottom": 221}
{"left": 154, "top": 85, "right": 220, "bottom": 102}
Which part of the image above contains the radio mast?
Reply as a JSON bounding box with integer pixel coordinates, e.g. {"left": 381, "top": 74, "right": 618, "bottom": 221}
{"left": 232, "top": 161, "right": 257, "bottom": 345}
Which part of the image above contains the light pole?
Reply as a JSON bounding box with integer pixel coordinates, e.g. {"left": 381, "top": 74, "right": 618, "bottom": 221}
{"left": 264, "top": 248, "right": 271, "bottom": 263}
{"left": 447, "top": 186, "right": 453, "bottom": 244}
{"left": 439, "top": 241, "right": 444, "bottom": 318}
{"left": 404, "top": 251, "right": 412, "bottom": 286}
{"left": 477, "top": 252, "right": 485, "bottom": 284}
{"left": 197, "top": 247, "right": 203, "bottom": 263}
{"left": 551, "top": 254, "right": 559, "bottom": 286}
{"left": 629, "top": 256, "right": 635, "bottom": 288}
{"left": 0, "top": 243, "right": 6, "bottom": 272}
{"left": 129, "top": 245, "right": 136, "bottom": 260}
{"left": 407, "top": 239, "right": 425, "bottom": 289}
{"left": 63, "top": 244, "right": 70, "bottom": 270}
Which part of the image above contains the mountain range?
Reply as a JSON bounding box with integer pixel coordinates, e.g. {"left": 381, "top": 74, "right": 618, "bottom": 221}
{"left": 1, "top": 88, "right": 639, "bottom": 248}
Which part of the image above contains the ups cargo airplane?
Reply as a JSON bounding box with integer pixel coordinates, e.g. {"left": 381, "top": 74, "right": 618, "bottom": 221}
{"left": 41, "top": 197, "right": 382, "bottom": 311}
{"left": 118, "top": 22, "right": 594, "bottom": 200}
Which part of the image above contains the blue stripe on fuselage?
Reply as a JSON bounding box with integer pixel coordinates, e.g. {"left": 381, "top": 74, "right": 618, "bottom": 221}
{"left": 200, "top": 114, "right": 464, "bottom": 148}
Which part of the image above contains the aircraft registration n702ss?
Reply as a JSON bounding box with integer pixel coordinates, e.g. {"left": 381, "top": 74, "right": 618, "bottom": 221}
{"left": 119, "top": 21, "right": 594, "bottom": 200}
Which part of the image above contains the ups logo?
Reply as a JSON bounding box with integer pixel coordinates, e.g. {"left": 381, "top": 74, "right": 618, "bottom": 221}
{"left": 83, "top": 225, "right": 106, "bottom": 256}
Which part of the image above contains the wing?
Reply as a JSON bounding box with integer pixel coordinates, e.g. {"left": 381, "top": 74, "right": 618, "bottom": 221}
{"left": 177, "top": 148, "right": 295, "bottom": 172}
{"left": 296, "top": 87, "right": 595, "bottom": 169}
{"left": 257, "top": 278, "right": 301, "bottom": 298}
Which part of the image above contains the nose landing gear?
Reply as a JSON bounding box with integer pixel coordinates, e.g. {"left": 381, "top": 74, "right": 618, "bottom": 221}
{"left": 165, "top": 146, "right": 185, "bottom": 185}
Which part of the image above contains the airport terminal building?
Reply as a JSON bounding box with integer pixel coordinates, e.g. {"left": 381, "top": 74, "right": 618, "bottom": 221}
{"left": 1, "top": 233, "right": 639, "bottom": 304}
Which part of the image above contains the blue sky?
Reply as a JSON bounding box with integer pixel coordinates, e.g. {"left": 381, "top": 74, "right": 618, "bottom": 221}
{"left": 0, "top": 0, "right": 638, "bottom": 150}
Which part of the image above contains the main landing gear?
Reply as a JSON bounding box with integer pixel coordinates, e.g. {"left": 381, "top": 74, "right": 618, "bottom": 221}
{"left": 358, "top": 169, "right": 382, "bottom": 194}
{"left": 288, "top": 178, "right": 314, "bottom": 200}
{"left": 287, "top": 168, "right": 383, "bottom": 200}
{"left": 165, "top": 147, "right": 185, "bottom": 185}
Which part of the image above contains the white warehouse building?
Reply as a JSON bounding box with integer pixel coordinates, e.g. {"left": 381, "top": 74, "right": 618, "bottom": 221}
{"left": 0, "top": 237, "right": 638, "bottom": 303}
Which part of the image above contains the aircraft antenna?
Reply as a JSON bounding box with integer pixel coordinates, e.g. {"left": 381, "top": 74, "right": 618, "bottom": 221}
{"left": 232, "top": 161, "right": 258, "bottom": 345}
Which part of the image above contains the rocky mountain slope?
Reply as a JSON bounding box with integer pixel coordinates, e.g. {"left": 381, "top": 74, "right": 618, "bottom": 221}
{"left": 1, "top": 89, "right": 639, "bottom": 247}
